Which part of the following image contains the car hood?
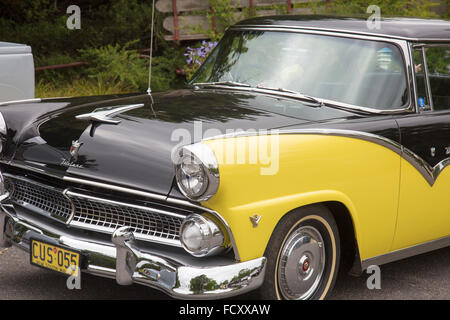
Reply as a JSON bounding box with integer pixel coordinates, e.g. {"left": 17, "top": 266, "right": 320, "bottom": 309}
{"left": 1, "top": 89, "right": 359, "bottom": 198}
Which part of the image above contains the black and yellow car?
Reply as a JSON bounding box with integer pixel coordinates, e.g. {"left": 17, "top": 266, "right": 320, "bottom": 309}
{"left": 0, "top": 16, "right": 449, "bottom": 300}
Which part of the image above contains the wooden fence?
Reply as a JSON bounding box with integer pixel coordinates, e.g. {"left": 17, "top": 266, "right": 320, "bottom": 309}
{"left": 157, "top": 0, "right": 332, "bottom": 41}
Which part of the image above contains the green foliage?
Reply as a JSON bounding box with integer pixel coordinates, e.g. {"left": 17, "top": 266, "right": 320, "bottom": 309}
{"left": 206, "top": 0, "right": 244, "bottom": 41}
{"left": 35, "top": 53, "right": 80, "bottom": 85}
{"left": 0, "top": 0, "right": 154, "bottom": 57}
{"left": 150, "top": 45, "right": 187, "bottom": 92}
{"left": 311, "top": 0, "right": 440, "bottom": 17}
{"left": 1, "top": 0, "right": 447, "bottom": 98}
{"left": 79, "top": 41, "right": 148, "bottom": 91}
{"left": 35, "top": 77, "right": 130, "bottom": 98}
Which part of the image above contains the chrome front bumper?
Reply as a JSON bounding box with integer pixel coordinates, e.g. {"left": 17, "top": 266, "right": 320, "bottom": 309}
{"left": 0, "top": 203, "right": 266, "bottom": 299}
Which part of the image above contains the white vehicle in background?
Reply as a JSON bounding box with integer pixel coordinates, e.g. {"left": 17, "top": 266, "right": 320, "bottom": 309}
{"left": 0, "top": 41, "right": 34, "bottom": 103}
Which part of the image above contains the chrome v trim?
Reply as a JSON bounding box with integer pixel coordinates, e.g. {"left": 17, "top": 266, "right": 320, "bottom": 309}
{"left": 75, "top": 103, "right": 144, "bottom": 124}
{"left": 361, "top": 236, "right": 450, "bottom": 270}
{"left": 204, "top": 128, "right": 448, "bottom": 187}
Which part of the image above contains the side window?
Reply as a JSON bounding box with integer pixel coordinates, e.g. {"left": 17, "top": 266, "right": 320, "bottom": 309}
{"left": 413, "top": 48, "right": 430, "bottom": 110}
{"left": 425, "top": 46, "right": 450, "bottom": 111}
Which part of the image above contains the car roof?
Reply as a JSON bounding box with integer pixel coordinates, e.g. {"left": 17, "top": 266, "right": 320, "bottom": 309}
{"left": 233, "top": 15, "right": 450, "bottom": 42}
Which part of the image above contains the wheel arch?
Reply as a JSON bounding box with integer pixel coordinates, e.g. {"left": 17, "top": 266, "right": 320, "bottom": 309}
{"left": 262, "top": 199, "right": 363, "bottom": 276}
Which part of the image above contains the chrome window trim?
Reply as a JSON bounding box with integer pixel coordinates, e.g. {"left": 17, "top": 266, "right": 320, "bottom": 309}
{"left": 230, "top": 24, "right": 450, "bottom": 43}
{"left": 220, "top": 26, "right": 415, "bottom": 114}
{"left": 409, "top": 43, "right": 420, "bottom": 113}
{"left": 412, "top": 42, "right": 450, "bottom": 113}
{"left": 421, "top": 46, "right": 434, "bottom": 111}
{"left": 204, "top": 128, "right": 449, "bottom": 187}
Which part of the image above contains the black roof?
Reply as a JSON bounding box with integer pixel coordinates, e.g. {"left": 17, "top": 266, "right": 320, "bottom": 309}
{"left": 234, "top": 16, "right": 450, "bottom": 41}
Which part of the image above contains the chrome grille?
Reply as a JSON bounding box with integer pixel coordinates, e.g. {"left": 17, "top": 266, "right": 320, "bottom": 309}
{"left": 4, "top": 175, "right": 189, "bottom": 246}
{"left": 6, "top": 176, "right": 73, "bottom": 222}
{"left": 68, "top": 192, "right": 184, "bottom": 244}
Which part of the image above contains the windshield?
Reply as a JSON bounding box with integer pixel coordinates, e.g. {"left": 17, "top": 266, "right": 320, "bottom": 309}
{"left": 190, "top": 30, "right": 409, "bottom": 110}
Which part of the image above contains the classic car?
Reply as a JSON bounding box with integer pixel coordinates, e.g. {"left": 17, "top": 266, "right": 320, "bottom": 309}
{"left": 0, "top": 16, "right": 449, "bottom": 300}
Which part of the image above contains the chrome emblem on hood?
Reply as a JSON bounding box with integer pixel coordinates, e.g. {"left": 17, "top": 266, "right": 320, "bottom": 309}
{"left": 70, "top": 140, "right": 83, "bottom": 158}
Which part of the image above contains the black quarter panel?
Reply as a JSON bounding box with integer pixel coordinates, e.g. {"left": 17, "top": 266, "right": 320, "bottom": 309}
{"left": 396, "top": 111, "right": 450, "bottom": 168}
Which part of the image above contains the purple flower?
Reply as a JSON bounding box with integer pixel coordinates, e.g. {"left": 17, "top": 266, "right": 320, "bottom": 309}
{"left": 185, "top": 41, "right": 218, "bottom": 66}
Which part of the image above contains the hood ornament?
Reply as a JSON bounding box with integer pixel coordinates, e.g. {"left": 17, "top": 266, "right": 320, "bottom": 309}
{"left": 75, "top": 104, "right": 144, "bottom": 125}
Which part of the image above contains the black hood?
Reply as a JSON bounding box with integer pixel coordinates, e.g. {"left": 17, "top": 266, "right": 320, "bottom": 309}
{"left": 0, "top": 89, "right": 359, "bottom": 197}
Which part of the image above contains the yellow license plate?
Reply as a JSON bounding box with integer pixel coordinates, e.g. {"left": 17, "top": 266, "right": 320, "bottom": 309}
{"left": 30, "top": 239, "right": 81, "bottom": 276}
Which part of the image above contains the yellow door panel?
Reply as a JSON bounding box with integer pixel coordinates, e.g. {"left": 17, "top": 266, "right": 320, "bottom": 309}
{"left": 392, "top": 159, "right": 450, "bottom": 251}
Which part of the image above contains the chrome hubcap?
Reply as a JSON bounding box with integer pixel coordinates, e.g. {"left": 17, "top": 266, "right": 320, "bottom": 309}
{"left": 277, "top": 226, "right": 325, "bottom": 300}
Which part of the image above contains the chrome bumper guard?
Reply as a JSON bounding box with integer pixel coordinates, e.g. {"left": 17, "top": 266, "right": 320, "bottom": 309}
{"left": 0, "top": 205, "right": 266, "bottom": 299}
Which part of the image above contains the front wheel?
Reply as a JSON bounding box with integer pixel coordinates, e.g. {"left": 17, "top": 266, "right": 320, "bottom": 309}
{"left": 258, "top": 205, "right": 340, "bottom": 300}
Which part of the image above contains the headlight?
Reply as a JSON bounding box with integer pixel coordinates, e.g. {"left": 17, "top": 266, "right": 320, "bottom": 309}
{"left": 174, "top": 143, "right": 219, "bottom": 202}
{"left": 180, "top": 214, "right": 224, "bottom": 257}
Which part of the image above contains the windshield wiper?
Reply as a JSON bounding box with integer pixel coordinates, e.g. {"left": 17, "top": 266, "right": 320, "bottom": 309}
{"left": 254, "top": 86, "right": 376, "bottom": 114}
{"left": 191, "top": 81, "right": 251, "bottom": 88}
{"left": 255, "top": 85, "right": 325, "bottom": 106}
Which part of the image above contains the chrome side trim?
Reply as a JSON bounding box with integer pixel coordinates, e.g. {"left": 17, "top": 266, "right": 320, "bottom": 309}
{"left": 361, "top": 236, "right": 450, "bottom": 270}
{"left": 204, "top": 128, "right": 449, "bottom": 187}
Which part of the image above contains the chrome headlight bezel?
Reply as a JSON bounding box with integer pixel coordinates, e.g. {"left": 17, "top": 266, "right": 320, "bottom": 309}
{"left": 174, "top": 143, "right": 219, "bottom": 202}
{"left": 179, "top": 214, "right": 224, "bottom": 257}
{"left": 0, "top": 112, "right": 7, "bottom": 155}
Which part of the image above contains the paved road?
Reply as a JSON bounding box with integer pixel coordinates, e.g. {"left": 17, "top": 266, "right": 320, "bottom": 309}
{"left": 0, "top": 245, "right": 449, "bottom": 300}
